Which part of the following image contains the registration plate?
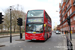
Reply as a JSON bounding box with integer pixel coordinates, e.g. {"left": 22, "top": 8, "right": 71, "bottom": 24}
{"left": 32, "top": 39, "right": 36, "bottom": 40}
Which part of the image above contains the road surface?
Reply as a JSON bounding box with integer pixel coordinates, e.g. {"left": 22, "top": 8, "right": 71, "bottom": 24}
{"left": 0, "top": 32, "right": 66, "bottom": 50}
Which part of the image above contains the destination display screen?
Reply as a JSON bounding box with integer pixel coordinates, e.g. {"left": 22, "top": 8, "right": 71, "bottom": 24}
{"left": 27, "top": 18, "right": 43, "bottom": 23}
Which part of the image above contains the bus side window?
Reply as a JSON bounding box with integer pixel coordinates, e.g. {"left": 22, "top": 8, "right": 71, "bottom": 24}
{"left": 45, "top": 12, "right": 48, "bottom": 19}
{"left": 47, "top": 27, "right": 50, "bottom": 32}
{"left": 46, "top": 25, "right": 48, "bottom": 32}
{"left": 50, "top": 27, "right": 51, "bottom": 32}
{"left": 48, "top": 26, "right": 50, "bottom": 32}
{"left": 45, "top": 12, "right": 46, "bottom": 18}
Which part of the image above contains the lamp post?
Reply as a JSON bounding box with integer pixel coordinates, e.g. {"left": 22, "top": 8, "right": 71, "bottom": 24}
{"left": 10, "top": 6, "right": 12, "bottom": 43}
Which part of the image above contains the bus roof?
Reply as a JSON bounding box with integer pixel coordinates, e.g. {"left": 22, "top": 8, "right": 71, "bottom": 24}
{"left": 27, "top": 9, "right": 45, "bottom": 11}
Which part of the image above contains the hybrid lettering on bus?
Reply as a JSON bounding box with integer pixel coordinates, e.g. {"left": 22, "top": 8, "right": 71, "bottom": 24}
{"left": 25, "top": 10, "right": 52, "bottom": 41}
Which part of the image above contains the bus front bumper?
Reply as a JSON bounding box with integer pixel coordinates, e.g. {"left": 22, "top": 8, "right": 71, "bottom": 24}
{"left": 25, "top": 34, "right": 45, "bottom": 40}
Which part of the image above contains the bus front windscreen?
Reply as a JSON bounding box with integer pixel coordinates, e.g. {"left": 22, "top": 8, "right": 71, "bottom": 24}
{"left": 27, "top": 10, "right": 44, "bottom": 17}
{"left": 26, "top": 24, "right": 43, "bottom": 33}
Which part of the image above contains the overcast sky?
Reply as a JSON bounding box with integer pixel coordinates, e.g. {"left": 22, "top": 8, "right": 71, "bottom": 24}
{"left": 0, "top": 0, "right": 61, "bottom": 29}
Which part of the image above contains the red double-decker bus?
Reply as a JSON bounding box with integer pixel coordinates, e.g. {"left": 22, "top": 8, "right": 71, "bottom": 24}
{"left": 25, "top": 9, "right": 52, "bottom": 41}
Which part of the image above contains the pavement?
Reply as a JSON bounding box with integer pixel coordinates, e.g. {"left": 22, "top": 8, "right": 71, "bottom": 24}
{"left": 0, "top": 33, "right": 24, "bottom": 38}
{"left": 0, "top": 33, "right": 25, "bottom": 47}
{"left": 62, "top": 33, "right": 75, "bottom": 50}
{"left": 0, "top": 40, "right": 25, "bottom": 47}
{"left": 72, "top": 39, "right": 75, "bottom": 49}
{"left": 66, "top": 33, "right": 75, "bottom": 50}
{"left": 71, "top": 33, "right": 75, "bottom": 50}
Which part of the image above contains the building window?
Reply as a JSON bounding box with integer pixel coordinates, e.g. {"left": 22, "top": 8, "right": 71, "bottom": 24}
{"left": 70, "top": 0, "right": 71, "bottom": 4}
{"left": 70, "top": 8, "right": 72, "bottom": 14}
{"left": 74, "top": 16, "right": 75, "bottom": 20}
{"left": 71, "top": 18, "right": 72, "bottom": 22}
{"left": 74, "top": 26, "right": 75, "bottom": 30}
{"left": 63, "top": 18, "right": 64, "bottom": 21}
{"left": 68, "top": 11, "right": 69, "bottom": 16}
{"left": 71, "top": 27, "right": 73, "bottom": 30}
{"left": 67, "top": 27, "right": 68, "bottom": 30}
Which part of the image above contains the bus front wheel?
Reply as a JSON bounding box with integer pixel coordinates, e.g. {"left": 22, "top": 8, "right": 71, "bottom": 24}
{"left": 45, "top": 34, "right": 48, "bottom": 41}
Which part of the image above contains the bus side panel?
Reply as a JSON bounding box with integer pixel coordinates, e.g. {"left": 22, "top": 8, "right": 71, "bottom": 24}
{"left": 44, "top": 10, "right": 52, "bottom": 39}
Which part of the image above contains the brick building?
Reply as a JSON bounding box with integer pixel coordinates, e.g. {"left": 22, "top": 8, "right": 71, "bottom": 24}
{"left": 59, "top": 0, "right": 75, "bottom": 33}
{"left": 57, "top": 25, "right": 60, "bottom": 31}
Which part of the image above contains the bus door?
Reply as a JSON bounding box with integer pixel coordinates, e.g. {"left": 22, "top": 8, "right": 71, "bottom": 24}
{"left": 45, "top": 24, "right": 48, "bottom": 38}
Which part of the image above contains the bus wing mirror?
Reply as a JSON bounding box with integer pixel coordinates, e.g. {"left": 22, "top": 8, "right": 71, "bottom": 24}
{"left": 44, "top": 24, "right": 46, "bottom": 27}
